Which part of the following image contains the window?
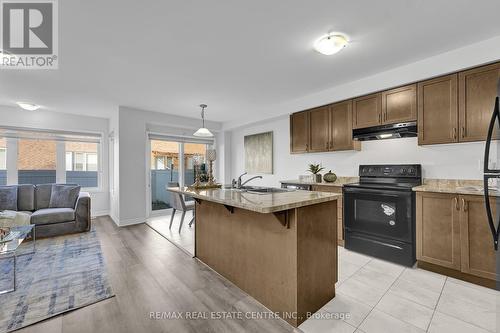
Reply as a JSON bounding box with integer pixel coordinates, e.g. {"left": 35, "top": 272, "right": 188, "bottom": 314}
{"left": 65, "top": 142, "right": 99, "bottom": 188}
{"left": 0, "top": 138, "right": 6, "bottom": 185}
{"left": 0, "top": 128, "right": 101, "bottom": 188}
{"left": 18, "top": 139, "right": 57, "bottom": 185}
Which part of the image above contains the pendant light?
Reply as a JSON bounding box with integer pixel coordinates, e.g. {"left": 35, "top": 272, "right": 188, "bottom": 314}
{"left": 193, "top": 104, "right": 214, "bottom": 137}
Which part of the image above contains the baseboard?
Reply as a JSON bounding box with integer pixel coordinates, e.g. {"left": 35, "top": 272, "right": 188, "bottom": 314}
{"left": 92, "top": 210, "right": 109, "bottom": 217}
{"left": 118, "top": 216, "right": 146, "bottom": 227}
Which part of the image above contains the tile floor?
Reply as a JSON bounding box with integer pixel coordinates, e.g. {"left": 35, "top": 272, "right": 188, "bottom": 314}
{"left": 300, "top": 246, "right": 499, "bottom": 333}
{"left": 147, "top": 210, "right": 499, "bottom": 333}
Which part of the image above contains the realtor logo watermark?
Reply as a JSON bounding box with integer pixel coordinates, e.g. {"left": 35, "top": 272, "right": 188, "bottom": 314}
{"left": 0, "top": 0, "right": 58, "bottom": 69}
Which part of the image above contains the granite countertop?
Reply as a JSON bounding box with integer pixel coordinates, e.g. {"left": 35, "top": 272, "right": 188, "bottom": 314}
{"left": 167, "top": 187, "right": 341, "bottom": 213}
{"left": 280, "top": 177, "right": 359, "bottom": 188}
{"left": 412, "top": 179, "right": 500, "bottom": 196}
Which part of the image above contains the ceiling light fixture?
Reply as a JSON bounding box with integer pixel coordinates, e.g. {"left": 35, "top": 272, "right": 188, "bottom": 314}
{"left": 314, "top": 33, "right": 348, "bottom": 56}
{"left": 16, "top": 102, "right": 40, "bottom": 111}
{"left": 193, "top": 104, "right": 214, "bottom": 137}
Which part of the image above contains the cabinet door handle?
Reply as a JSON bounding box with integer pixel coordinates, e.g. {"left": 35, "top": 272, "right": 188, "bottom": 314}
{"left": 453, "top": 128, "right": 457, "bottom": 140}
{"left": 462, "top": 198, "right": 467, "bottom": 211}
{"left": 461, "top": 126, "right": 466, "bottom": 139}
{"left": 379, "top": 113, "right": 381, "bottom": 123}
{"left": 454, "top": 197, "right": 459, "bottom": 210}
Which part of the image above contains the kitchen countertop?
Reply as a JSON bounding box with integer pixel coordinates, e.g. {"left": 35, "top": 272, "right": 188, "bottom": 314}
{"left": 167, "top": 187, "right": 341, "bottom": 213}
{"left": 412, "top": 179, "right": 500, "bottom": 196}
{"left": 280, "top": 177, "right": 359, "bottom": 188}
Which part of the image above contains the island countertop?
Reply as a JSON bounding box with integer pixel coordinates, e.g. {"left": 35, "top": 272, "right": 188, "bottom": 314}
{"left": 167, "top": 187, "right": 341, "bottom": 213}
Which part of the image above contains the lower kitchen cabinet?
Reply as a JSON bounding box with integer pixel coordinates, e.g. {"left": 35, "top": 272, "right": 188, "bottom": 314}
{"left": 416, "top": 192, "right": 498, "bottom": 282}
{"left": 311, "top": 185, "right": 344, "bottom": 246}
{"left": 459, "top": 195, "right": 498, "bottom": 281}
{"left": 416, "top": 192, "right": 461, "bottom": 270}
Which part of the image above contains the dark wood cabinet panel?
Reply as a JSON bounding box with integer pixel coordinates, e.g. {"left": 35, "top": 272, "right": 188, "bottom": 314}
{"left": 330, "top": 100, "right": 358, "bottom": 151}
{"left": 382, "top": 84, "right": 417, "bottom": 124}
{"left": 459, "top": 63, "right": 500, "bottom": 142}
{"left": 416, "top": 192, "right": 461, "bottom": 270}
{"left": 290, "top": 111, "right": 309, "bottom": 153}
{"left": 417, "top": 74, "right": 458, "bottom": 145}
{"left": 311, "top": 185, "right": 344, "bottom": 246}
{"left": 460, "top": 195, "right": 498, "bottom": 281}
{"left": 352, "top": 93, "right": 382, "bottom": 129}
{"left": 309, "top": 106, "right": 330, "bottom": 152}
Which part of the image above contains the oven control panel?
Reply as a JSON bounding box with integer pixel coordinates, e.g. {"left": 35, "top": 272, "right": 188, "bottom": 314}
{"left": 359, "top": 164, "right": 422, "bottom": 178}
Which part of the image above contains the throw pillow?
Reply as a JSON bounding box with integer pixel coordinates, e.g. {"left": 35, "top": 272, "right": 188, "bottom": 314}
{"left": 49, "top": 184, "right": 81, "bottom": 208}
{"left": 0, "top": 186, "right": 18, "bottom": 211}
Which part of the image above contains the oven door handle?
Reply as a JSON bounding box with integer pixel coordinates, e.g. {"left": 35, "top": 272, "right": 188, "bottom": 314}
{"left": 343, "top": 187, "right": 411, "bottom": 196}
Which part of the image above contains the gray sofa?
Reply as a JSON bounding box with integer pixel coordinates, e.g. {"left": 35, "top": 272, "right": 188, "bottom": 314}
{"left": 0, "top": 184, "right": 91, "bottom": 238}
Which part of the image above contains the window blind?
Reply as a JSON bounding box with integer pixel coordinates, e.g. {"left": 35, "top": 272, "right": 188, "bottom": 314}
{"left": 148, "top": 132, "right": 214, "bottom": 145}
{"left": 0, "top": 126, "right": 102, "bottom": 143}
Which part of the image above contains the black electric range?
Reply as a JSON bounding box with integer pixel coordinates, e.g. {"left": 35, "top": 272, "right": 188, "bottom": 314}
{"left": 343, "top": 164, "right": 422, "bottom": 266}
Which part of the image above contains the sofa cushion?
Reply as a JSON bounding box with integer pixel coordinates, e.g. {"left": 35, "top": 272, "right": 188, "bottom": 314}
{"left": 35, "top": 184, "right": 53, "bottom": 210}
{"left": 30, "top": 208, "right": 75, "bottom": 225}
{"left": 0, "top": 186, "right": 18, "bottom": 211}
{"left": 17, "top": 184, "right": 35, "bottom": 211}
{"left": 49, "top": 184, "right": 81, "bottom": 208}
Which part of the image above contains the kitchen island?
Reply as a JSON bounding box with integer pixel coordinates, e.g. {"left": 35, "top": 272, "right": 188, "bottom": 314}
{"left": 167, "top": 187, "right": 340, "bottom": 327}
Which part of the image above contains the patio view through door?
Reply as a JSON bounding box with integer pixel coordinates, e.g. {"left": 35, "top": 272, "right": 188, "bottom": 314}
{"left": 149, "top": 139, "right": 208, "bottom": 213}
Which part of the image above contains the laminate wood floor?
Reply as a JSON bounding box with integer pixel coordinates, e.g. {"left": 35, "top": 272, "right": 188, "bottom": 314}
{"left": 18, "top": 216, "right": 296, "bottom": 333}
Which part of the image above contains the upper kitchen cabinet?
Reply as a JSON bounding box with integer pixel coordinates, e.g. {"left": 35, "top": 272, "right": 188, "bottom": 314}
{"left": 309, "top": 106, "right": 330, "bottom": 152}
{"left": 382, "top": 84, "right": 417, "bottom": 124}
{"left": 352, "top": 93, "right": 382, "bottom": 129}
{"left": 458, "top": 62, "right": 500, "bottom": 142}
{"left": 330, "top": 100, "right": 359, "bottom": 151}
{"left": 290, "top": 111, "right": 309, "bottom": 153}
{"left": 417, "top": 74, "right": 458, "bottom": 145}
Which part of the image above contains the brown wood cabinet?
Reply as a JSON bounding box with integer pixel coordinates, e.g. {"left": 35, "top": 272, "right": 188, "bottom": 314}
{"left": 311, "top": 185, "right": 344, "bottom": 246}
{"left": 459, "top": 63, "right": 500, "bottom": 142}
{"left": 330, "top": 100, "right": 359, "bottom": 151}
{"left": 459, "top": 195, "right": 498, "bottom": 281}
{"left": 417, "top": 74, "right": 458, "bottom": 145}
{"left": 309, "top": 106, "right": 330, "bottom": 152}
{"left": 382, "top": 84, "right": 417, "bottom": 124}
{"left": 416, "top": 192, "right": 498, "bottom": 282}
{"left": 290, "top": 101, "right": 359, "bottom": 153}
{"left": 352, "top": 93, "right": 382, "bottom": 129}
{"left": 416, "top": 192, "right": 461, "bottom": 270}
{"left": 290, "top": 111, "right": 309, "bottom": 153}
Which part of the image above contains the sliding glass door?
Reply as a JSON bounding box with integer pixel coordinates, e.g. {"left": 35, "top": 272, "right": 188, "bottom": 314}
{"left": 183, "top": 143, "right": 207, "bottom": 189}
{"left": 149, "top": 137, "right": 212, "bottom": 213}
{"left": 150, "top": 140, "right": 180, "bottom": 211}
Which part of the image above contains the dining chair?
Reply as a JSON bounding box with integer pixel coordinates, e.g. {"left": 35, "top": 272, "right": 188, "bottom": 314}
{"left": 168, "top": 182, "right": 195, "bottom": 232}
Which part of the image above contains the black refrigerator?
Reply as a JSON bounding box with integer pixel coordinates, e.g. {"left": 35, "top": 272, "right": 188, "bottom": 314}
{"left": 483, "top": 78, "right": 500, "bottom": 290}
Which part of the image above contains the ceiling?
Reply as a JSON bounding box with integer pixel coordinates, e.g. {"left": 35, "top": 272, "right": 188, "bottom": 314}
{"left": 1, "top": 0, "right": 500, "bottom": 124}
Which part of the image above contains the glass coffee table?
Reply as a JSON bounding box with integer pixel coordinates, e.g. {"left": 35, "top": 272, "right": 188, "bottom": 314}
{"left": 0, "top": 225, "right": 36, "bottom": 294}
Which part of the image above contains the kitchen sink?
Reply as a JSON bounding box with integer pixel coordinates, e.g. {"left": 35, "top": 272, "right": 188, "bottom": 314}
{"left": 244, "top": 187, "right": 294, "bottom": 194}
{"left": 222, "top": 185, "right": 294, "bottom": 194}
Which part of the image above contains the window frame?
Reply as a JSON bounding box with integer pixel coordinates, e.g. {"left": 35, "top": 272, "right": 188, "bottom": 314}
{"left": 5, "top": 135, "right": 102, "bottom": 191}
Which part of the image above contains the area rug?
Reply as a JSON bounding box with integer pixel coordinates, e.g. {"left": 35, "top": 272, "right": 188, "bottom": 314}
{"left": 0, "top": 230, "right": 114, "bottom": 332}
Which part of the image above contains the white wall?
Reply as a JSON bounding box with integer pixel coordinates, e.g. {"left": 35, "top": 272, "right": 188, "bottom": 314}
{"left": 229, "top": 115, "right": 485, "bottom": 188}
{"left": 115, "top": 106, "right": 223, "bottom": 226}
{"left": 225, "top": 35, "right": 500, "bottom": 130}
{"left": 0, "top": 105, "right": 110, "bottom": 216}
{"left": 227, "top": 37, "right": 500, "bottom": 185}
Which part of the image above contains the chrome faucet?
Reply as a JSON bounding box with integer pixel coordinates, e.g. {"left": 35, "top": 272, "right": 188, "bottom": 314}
{"left": 241, "top": 175, "right": 263, "bottom": 187}
{"left": 232, "top": 172, "right": 263, "bottom": 189}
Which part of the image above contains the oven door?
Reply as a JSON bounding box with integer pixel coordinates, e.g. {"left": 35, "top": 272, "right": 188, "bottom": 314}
{"left": 343, "top": 186, "right": 413, "bottom": 242}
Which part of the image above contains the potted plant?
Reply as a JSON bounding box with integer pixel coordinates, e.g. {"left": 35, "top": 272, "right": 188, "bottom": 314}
{"left": 307, "top": 164, "right": 325, "bottom": 183}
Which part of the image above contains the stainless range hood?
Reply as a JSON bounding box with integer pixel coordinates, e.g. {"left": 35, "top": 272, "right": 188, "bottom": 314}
{"left": 353, "top": 121, "right": 417, "bottom": 141}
